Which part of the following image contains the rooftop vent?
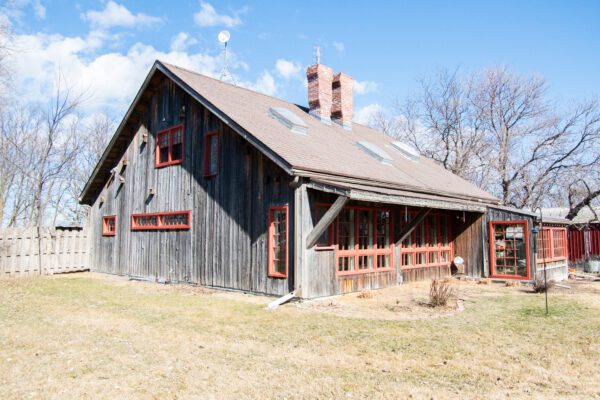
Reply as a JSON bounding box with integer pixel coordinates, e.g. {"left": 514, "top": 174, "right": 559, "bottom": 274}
{"left": 391, "top": 141, "right": 420, "bottom": 161}
{"left": 357, "top": 141, "right": 393, "bottom": 165}
{"left": 269, "top": 107, "right": 308, "bottom": 135}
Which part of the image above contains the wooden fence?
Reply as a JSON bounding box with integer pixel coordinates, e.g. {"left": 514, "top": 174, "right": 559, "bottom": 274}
{"left": 0, "top": 227, "right": 89, "bottom": 278}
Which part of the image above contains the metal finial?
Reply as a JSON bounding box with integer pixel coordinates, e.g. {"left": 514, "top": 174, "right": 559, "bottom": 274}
{"left": 315, "top": 46, "right": 321, "bottom": 64}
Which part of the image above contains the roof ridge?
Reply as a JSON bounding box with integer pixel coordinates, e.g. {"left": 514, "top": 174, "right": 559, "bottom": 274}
{"left": 157, "top": 60, "right": 378, "bottom": 132}
{"left": 158, "top": 60, "right": 309, "bottom": 109}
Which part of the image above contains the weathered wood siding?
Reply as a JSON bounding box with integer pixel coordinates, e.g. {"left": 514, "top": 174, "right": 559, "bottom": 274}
{"left": 0, "top": 227, "right": 88, "bottom": 277}
{"left": 89, "top": 74, "right": 294, "bottom": 296}
{"left": 452, "top": 212, "right": 485, "bottom": 277}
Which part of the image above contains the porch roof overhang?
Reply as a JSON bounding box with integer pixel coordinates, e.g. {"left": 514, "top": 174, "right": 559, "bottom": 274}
{"left": 306, "top": 179, "right": 489, "bottom": 213}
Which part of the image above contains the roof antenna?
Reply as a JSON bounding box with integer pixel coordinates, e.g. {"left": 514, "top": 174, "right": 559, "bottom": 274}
{"left": 218, "top": 30, "right": 236, "bottom": 84}
{"left": 314, "top": 46, "right": 321, "bottom": 64}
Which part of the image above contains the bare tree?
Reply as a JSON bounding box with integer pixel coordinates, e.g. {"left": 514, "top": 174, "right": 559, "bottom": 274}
{"left": 373, "top": 66, "right": 600, "bottom": 218}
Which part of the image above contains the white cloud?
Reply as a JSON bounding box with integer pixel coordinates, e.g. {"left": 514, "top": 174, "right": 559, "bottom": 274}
{"left": 275, "top": 59, "right": 301, "bottom": 80}
{"left": 82, "top": 1, "right": 162, "bottom": 29}
{"left": 354, "top": 103, "right": 384, "bottom": 125}
{"left": 247, "top": 71, "right": 277, "bottom": 96}
{"left": 33, "top": 0, "right": 45, "bottom": 19}
{"left": 170, "top": 32, "right": 198, "bottom": 52}
{"left": 354, "top": 80, "right": 379, "bottom": 95}
{"left": 194, "top": 2, "right": 242, "bottom": 27}
{"left": 11, "top": 31, "right": 221, "bottom": 115}
{"left": 333, "top": 41, "right": 344, "bottom": 54}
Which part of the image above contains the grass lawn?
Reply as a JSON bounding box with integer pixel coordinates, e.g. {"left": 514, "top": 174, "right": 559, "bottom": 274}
{"left": 1, "top": 273, "right": 599, "bottom": 400}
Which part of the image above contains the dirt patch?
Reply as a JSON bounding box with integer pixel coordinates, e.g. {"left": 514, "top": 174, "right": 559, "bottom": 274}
{"left": 297, "top": 279, "right": 472, "bottom": 321}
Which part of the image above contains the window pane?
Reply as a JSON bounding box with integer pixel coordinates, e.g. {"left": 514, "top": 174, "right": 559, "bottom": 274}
{"left": 357, "top": 210, "right": 373, "bottom": 250}
{"left": 270, "top": 208, "right": 287, "bottom": 277}
{"left": 158, "top": 133, "right": 169, "bottom": 164}
{"left": 377, "top": 254, "right": 390, "bottom": 269}
{"left": 428, "top": 216, "right": 439, "bottom": 247}
{"left": 376, "top": 211, "right": 390, "bottom": 248}
{"left": 338, "top": 209, "right": 354, "bottom": 251}
{"left": 136, "top": 215, "right": 158, "bottom": 227}
{"left": 209, "top": 134, "right": 218, "bottom": 175}
{"left": 439, "top": 215, "right": 448, "bottom": 246}
{"left": 162, "top": 213, "right": 188, "bottom": 226}
{"left": 428, "top": 251, "right": 438, "bottom": 264}
{"left": 338, "top": 256, "right": 355, "bottom": 272}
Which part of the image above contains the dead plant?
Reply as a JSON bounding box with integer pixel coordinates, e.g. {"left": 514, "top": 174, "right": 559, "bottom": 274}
{"left": 532, "top": 276, "right": 555, "bottom": 293}
{"left": 357, "top": 290, "right": 374, "bottom": 299}
{"left": 429, "top": 279, "right": 454, "bottom": 307}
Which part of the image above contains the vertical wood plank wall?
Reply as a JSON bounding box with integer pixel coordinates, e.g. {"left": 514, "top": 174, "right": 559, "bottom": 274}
{"left": 0, "top": 227, "right": 89, "bottom": 277}
{"left": 88, "top": 75, "right": 294, "bottom": 296}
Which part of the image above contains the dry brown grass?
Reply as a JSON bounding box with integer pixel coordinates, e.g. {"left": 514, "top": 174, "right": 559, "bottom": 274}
{"left": 1, "top": 273, "right": 599, "bottom": 400}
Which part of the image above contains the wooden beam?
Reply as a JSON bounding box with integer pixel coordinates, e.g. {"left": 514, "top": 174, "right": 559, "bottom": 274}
{"left": 395, "top": 208, "right": 432, "bottom": 246}
{"left": 305, "top": 195, "right": 349, "bottom": 249}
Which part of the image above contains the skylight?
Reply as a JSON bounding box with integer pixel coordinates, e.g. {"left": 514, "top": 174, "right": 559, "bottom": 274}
{"left": 268, "top": 107, "right": 308, "bottom": 135}
{"left": 357, "top": 141, "right": 393, "bottom": 165}
{"left": 391, "top": 141, "right": 420, "bottom": 161}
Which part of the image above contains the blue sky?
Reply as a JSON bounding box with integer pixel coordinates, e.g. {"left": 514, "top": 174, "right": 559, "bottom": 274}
{"left": 4, "top": 0, "right": 600, "bottom": 123}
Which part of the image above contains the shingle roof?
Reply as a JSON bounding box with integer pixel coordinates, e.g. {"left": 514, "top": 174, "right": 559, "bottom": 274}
{"left": 80, "top": 60, "right": 500, "bottom": 205}
{"left": 161, "top": 61, "right": 499, "bottom": 204}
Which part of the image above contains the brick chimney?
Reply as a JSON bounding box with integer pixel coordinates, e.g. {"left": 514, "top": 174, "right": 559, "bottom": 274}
{"left": 331, "top": 72, "right": 353, "bottom": 130}
{"left": 306, "top": 64, "right": 333, "bottom": 124}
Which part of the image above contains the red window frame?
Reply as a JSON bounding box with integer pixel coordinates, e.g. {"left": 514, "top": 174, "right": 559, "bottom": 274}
{"left": 204, "top": 130, "right": 219, "bottom": 177}
{"left": 102, "top": 215, "right": 116, "bottom": 237}
{"left": 316, "top": 204, "right": 394, "bottom": 276}
{"left": 489, "top": 220, "right": 531, "bottom": 280}
{"left": 131, "top": 211, "right": 191, "bottom": 231}
{"left": 155, "top": 124, "right": 184, "bottom": 168}
{"left": 268, "top": 205, "right": 289, "bottom": 279}
{"left": 536, "top": 227, "right": 567, "bottom": 263}
{"left": 398, "top": 211, "right": 453, "bottom": 269}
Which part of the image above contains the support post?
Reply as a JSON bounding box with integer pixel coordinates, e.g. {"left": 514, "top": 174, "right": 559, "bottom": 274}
{"left": 305, "top": 195, "right": 348, "bottom": 249}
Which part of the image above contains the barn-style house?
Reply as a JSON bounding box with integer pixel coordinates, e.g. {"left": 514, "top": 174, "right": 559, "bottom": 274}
{"left": 79, "top": 60, "right": 568, "bottom": 298}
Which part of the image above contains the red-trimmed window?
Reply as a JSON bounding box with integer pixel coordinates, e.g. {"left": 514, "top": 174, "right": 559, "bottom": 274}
{"left": 204, "top": 130, "right": 219, "bottom": 177}
{"left": 102, "top": 216, "right": 116, "bottom": 236}
{"left": 268, "top": 206, "right": 288, "bottom": 278}
{"left": 337, "top": 207, "right": 393, "bottom": 274}
{"left": 399, "top": 211, "right": 452, "bottom": 269}
{"left": 536, "top": 227, "right": 567, "bottom": 263}
{"left": 155, "top": 124, "right": 184, "bottom": 168}
{"left": 490, "top": 220, "right": 530, "bottom": 279}
{"left": 131, "top": 211, "right": 191, "bottom": 230}
{"left": 314, "top": 205, "right": 393, "bottom": 275}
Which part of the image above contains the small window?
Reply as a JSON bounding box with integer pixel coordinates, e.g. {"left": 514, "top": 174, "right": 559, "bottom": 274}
{"left": 268, "top": 206, "right": 288, "bottom": 278}
{"left": 204, "top": 130, "right": 219, "bottom": 177}
{"left": 537, "top": 227, "right": 567, "bottom": 263}
{"left": 102, "top": 216, "right": 116, "bottom": 236}
{"left": 131, "top": 211, "right": 191, "bottom": 230}
{"left": 155, "top": 124, "right": 184, "bottom": 168}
